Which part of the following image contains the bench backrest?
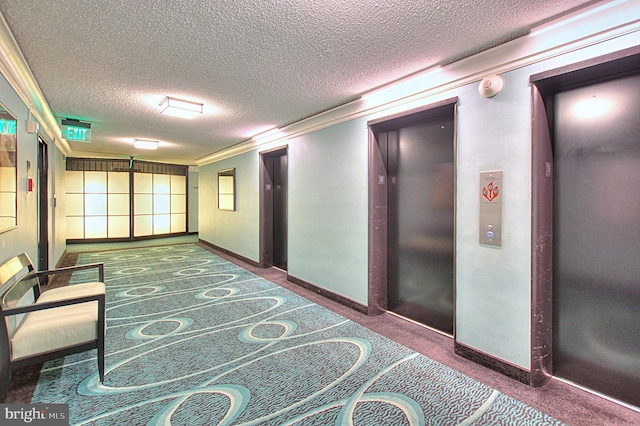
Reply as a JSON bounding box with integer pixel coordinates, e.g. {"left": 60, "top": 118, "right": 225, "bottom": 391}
{"left": 0, "top": 253, "right": 38, "bottom": 336}
{"left": 0, "top": 254, "right": 33, "bottom": 287}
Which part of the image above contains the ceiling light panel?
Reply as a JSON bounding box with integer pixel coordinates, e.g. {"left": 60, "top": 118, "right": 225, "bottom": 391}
{"left": 159, "top": 96, "right": 203, "bottom": 119}
{"left": 134, "top": 139, "right": 159, "bottom": 149}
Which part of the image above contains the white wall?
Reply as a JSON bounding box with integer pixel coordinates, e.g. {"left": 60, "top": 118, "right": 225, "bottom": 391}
{"left": 199, "top": 119, "right": 370, "bottom": 305}
{"left": 0, "top": 74, "right": 67, "bottom": 269}
{"left": 199, "top": 153, "right": 260, "bottom": 261}
{"left": 0, "top": 73, "right": 39, "bottom": 265}
{"left": 454, "top": 67, "right": 534, "bottom": 367}
{"left": 287, "top": 119, "right": 369, "bottom": 305}
{"left": 188, "top": 168, "right": 199, "bottom": 233}
{"left": 51, "top": 144, "right": 67, "bottom": 266}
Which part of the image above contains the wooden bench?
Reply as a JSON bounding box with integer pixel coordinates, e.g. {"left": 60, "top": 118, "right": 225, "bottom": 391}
{"left": 0, "top": 253, "right": 106, "bottom": 402}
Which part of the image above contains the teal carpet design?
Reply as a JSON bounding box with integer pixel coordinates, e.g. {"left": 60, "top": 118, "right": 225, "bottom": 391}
{"left": 32, "top": 244, "right": 563, "bottom": 425}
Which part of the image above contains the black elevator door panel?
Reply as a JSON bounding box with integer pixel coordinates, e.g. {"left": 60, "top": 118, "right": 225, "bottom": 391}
{"left": 387, "top": 115, "right": 455, "bottom": 334}
{"left": 273, "top": 154, "right": 288, "bottom": 270}
{"left": 553, "top": 74, "right": 640, "bottom": 407}
{"left": 37, "top": 138, "right": 49, "bottom": 272}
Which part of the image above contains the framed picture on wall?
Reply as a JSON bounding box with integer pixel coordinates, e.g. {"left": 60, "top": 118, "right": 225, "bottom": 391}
{"left": 218, "top": 168, "right": 236, "bottom": 211}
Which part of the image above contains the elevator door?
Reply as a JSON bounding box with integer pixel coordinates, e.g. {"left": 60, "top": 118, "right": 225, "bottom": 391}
{"left": 272, "top": 153, "right": 288, "bottom": 270}
{"left": 387, "top": 113, "right": 454, "bottom": 334}
{"left": 37, "top": 137, "right": 49, "bottom": 271}
{"left": 553, "top": 73, "right": 640, "bottom": 407}
{"left": 260, "top": 149, "right": 288, "bottom": 270}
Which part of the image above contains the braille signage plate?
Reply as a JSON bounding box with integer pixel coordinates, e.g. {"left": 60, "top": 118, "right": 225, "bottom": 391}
{"left": 479, "top": 170, "right": 502, "bottom": 246}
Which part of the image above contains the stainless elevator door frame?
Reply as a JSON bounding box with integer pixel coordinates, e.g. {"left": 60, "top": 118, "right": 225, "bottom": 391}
{"left": 531, "top": 46, "right": 640, "bottom": 405}
{"left": 368, "top": 98, "right": 457, "bottom": 336}
{"left": 259, "top": 146, "right": 288, "bottom": 270}
{"left": 37, "top": 136, "right": 49, "bottom": 272}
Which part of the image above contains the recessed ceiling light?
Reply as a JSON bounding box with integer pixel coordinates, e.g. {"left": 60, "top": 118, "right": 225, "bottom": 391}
{"left": 134, "top": 139, "right": 159, "bottom": 150}
{"left": 159, "top": 96, "right": 203, "bottom": 119}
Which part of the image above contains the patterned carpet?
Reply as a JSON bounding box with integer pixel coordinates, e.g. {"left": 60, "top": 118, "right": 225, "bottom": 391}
{"left": 32, "top": 244, "right": 563, "bottom": 425}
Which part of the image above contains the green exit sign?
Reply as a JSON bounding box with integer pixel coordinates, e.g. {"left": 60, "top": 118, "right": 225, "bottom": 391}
{"left": 61, "top": 119, "right": 91, "bottom": 142}
{"left": 62, "top": 125, "right": 91, "bottom": 142}
{"left": 0, "top": 119, "right": 16, "bottom": 135}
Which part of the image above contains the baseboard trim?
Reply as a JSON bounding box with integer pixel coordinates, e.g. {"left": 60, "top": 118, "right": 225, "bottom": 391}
{"left": 196, "top": 240, "right": 368, "bottom": 316}
{"left": 287, "top": 274, "right": 368, "bottom": 315}
{"left": 454, "top": 342, "right": 532, "bottom": 386}
{"left": 197, "top": 239, "right": 260, "bottom": 268}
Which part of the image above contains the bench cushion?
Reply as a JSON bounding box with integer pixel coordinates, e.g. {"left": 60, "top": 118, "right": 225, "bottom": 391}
{"left": 10, "top": 282, "right": 105, "bottom": 361}
{"left": 37, "top": 282, "right": 105, "bottom": 303}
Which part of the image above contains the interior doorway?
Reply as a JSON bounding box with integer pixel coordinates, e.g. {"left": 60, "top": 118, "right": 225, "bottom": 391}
{"left": 37, "top": 136, "right": 48, "bottom": 271}
{"left": 368, "top": 99, "right": 456, "bottom": 335}
{"left": 260, "top": 147, "right": 288, "bottom": 270}
{"left": 532, "top": 47, "right": 640, "bottom": 407}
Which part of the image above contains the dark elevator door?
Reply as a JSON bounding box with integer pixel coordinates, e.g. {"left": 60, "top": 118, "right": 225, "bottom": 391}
{"left": 272, "top": 153, "right": 287, "bottom": 270}
{"left": 553, "top": 73, "right": 640, "bottom": 407}
{"left": 387, "top": 112, "right": 454, "bottom": 334}
{"left": 261, "top": 149, "right": 288, "bottom": 270}
{"left": 37, "top": 137, "right": 49, "bottom": 271}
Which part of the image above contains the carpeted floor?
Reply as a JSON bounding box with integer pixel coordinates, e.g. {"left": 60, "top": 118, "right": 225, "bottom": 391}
{"left": 30, "top": 243, "right": 564, "bottom": 425}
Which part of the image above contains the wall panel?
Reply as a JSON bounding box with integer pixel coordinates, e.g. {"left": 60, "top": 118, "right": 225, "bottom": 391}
{"left": 65, "top": 160, "right": 187, "bottom": 240}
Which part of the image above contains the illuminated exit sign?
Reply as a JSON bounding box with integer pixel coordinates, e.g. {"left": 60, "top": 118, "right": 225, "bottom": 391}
{"left": 0, "top": 119, "right": 16, "bottom": 135}
{"left": 61, "top": 119, "right": 91, "bottom": 142}
{"left": 63, "top": 126, "right": 91, "bottom": 141}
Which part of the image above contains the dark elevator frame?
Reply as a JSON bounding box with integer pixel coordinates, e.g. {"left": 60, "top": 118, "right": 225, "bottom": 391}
{"left": 37, "top": 136, "right": 48, "bottom": 271}
{"left": 259, "top": 146, "right": 288, "bottom": 269}
{"left": 367, "top": 97, "right": 458, "bottom": 329}
{"left": 530, "top": 45, "right": 640, "bottom": 390}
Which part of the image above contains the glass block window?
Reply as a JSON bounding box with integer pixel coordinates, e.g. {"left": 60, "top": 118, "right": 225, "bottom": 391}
{"left": 133, "top": 172, "right": 186, "bottom": 237}
{"left": 65, "top": 169, "right": 130, "bottom": 239}
{"left": 66, "top": 158, "right": 188, "bottom": 241}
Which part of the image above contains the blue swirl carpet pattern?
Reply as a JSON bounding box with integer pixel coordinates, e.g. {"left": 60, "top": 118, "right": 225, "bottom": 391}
{"left": 32, "top": 244, "right": 563, "bottom": 425}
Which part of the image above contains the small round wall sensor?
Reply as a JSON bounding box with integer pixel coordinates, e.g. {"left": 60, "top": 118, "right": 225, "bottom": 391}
{"left": 478, "top": 74, "right": 504, "bottom": 98}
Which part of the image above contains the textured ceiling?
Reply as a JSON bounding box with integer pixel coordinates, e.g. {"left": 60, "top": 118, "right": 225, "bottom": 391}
{"left": 0, "top": 0, "right": 595, "bottom": 165}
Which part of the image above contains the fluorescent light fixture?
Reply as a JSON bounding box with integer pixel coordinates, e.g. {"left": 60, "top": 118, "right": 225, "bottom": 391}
{"left": 134, "top": 139, "right": 159, "bottom": 150}
{"left": 159, "top": 96, "right": 203, "bottom": 119}
{"left": 530, "top": 0, "right": 628, "bottom": 37}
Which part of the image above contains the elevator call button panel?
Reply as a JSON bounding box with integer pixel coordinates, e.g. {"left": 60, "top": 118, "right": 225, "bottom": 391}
{"left": 479, "top": 170, "right": 502, "bottom": 246}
